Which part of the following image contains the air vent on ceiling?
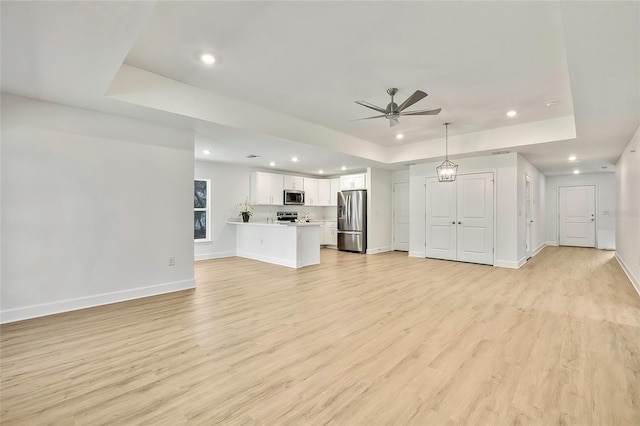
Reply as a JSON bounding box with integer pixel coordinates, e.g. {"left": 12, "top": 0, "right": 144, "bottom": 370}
{"left": 245, "top": 154, "right": 261, "bottom": 159}
{"left": 492, "top": 150, "right": 511, "bottom": 155}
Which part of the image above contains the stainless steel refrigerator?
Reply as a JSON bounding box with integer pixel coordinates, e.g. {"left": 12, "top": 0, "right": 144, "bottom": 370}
{"left": 337, "top": 190, "right": 367, "bottom": 253}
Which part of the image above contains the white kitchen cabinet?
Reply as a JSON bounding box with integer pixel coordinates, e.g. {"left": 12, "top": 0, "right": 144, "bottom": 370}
{"left": 250, "top": 172, "right": 284, "bottom": 205}
{"left": 303, "top": 177, "right": 319, "bottom": 206}
{"left": 318, "top": 221, "right": 327, "bottom": 245}
{"left": 283, "top": 175, "right": 303, "bottom": 190}
{"left": 340, "top": 173, "right": 366, "bottom": 190}
{"left": 330, "top": 178, "right": 340, "bottom": 206}
{"left": 318, "top": 179, "right": 331, "bottom": 206}
{"left": 325, "top": 221, "right": 337, "bottom": 246}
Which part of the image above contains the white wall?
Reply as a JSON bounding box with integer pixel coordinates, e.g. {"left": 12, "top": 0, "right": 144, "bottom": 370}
{"left": 1, "top": 95, "right": 195, "bottom": 323}
{"left": 392, "top": 169, "right": 410, "bottom": 184}
{"left": 194, "top": 161, "right": 252, "bottom": 260}
{"left": 409, "top": 153, "right": 519, "bottom": 267}
{"left": 517, "top": 154, "right": 546, "bottom": 262}
{"left": 615, "top": 126, "right": 640, "bottom": 294}
{"left": 366, "top": 167, "right": 392, "bottom": 253}
{"left": 545, "top": 172, "right": 617, "bottom": 249}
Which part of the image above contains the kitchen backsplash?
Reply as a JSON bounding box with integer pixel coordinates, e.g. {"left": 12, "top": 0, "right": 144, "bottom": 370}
{"left": 247, "top": 205, "right": 337, "bottom": 222}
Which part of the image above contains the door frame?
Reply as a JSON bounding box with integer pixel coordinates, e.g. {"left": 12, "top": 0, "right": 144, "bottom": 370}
{"left": 556, "top": 184, "right": 598, "bottom": 248}
{"left": 392, "top": 181, "right": 410, "bottom": 251}
{"left": 424, "top": 169, "right": 497, "bottom": 266}
{"left": 525, "top": 173, "right": 533, "bottom": 259}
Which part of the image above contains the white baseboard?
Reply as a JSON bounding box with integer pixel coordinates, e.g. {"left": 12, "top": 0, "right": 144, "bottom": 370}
{"left": 0, "top": 279, "right": 196, "bottom": 324}
{"left": 366, "top": 246, "right": 392, "bottom": 255}
{"left": 546, "top": 241, "right": 558, "bottom": 247}
{"left": 494, "top": 259, "right": 520, "bottom": 269}
{"left": 408, "top": 251, "right": 424, "bottom": 258}
{"left": 195, "top": 251, "right": 235, "bottom": 261}
{"left": 531, "top": 242, "right": 547, "bottom": 257}
{"left": 517, "top": 257, "right": 527, "bottom": 268}
{"left": 615, "top": 253, "right": 640, "bottom": 297}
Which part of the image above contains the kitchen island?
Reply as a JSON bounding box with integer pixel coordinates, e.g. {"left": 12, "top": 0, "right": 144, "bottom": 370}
{"left": 227, "top": 222, "right": 320, "bottom": 268}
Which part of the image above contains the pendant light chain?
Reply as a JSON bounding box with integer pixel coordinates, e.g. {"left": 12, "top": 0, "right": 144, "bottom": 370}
{"left": 436, "top": 122, "right": 458, "bottom": 182}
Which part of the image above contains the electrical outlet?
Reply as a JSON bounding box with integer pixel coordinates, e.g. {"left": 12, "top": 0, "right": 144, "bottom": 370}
{"left": 168, "top": 256, "right": 175, "bottom": 266}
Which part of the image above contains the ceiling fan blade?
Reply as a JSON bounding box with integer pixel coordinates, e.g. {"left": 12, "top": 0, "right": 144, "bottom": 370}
{"left": 390, "top": 117, "right": 400, "bottom": 127}
{"left": 397, "top": 90, "right": 427, "bottom": 112}
{"left": 352, "top": 114, "right": 386, "bottom": 121}
{"left": 400, "top": 108, "right": 442, "bottom": 116}
{"left": 355, "top": 100, "right": 387, "bottom": 114}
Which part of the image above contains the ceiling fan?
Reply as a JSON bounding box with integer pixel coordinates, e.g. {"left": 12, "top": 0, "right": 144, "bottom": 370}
{"left": 355, "top": 88, "right": 441, "bottom": 127}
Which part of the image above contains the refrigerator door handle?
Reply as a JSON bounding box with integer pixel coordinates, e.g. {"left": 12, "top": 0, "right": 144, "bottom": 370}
{"left": 337, "top": 230, "right": 361, "bottom": 235}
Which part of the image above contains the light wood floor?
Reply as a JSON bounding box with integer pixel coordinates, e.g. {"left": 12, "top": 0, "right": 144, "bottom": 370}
{"left": 2, "top": 247, "right": 639, "bottom": 425}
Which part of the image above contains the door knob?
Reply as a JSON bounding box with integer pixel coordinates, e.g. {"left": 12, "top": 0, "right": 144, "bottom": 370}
{"left": 450, "top": 221, "right": 456, "bottom": 224}
{"left": 458, "top": 221, "right": 462, "bottom": 225}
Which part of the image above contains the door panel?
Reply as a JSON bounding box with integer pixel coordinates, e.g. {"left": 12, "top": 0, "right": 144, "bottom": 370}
{"left": 457, "top": 173, "right": 494, "bottom": 265}
{"left": 393, "top": 182, "right": 410, "bottom": 251}
{"left": 559, "top": 186, "right": 595, "bottom": 247}
{"left": 525, "top": 176, "right": 533, "bottom": 257}
{"left": 460, "top": 178, "right": 486, "bottom": 218}
{"left": 460, "top": 227, "right": 487, "bottom": 253}
{"left": 426, "top": 178, "right": 456, "bottom": 260}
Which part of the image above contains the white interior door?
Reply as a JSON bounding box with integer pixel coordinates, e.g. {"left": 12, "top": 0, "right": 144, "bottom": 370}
{"left": 456, "top": 173, "right": 494, "bottom": 265}
{"left": 559, "top": 185, "right": 596, "bottom": 247}
{"left": 426, "top": 178, "right": 457, "bottom": 261}
{"left": 525, "top": 175, "right": 533, "bottom": 258}
{"left": 393, "top": 182, "right": 410, "bottom": 251}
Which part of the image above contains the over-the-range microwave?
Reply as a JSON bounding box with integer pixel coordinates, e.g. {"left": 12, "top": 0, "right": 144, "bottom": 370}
{"left": 284, "top": 189, "right": 305, "bottom": 205}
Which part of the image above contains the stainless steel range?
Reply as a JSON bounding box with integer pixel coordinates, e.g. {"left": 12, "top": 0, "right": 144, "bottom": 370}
{"left": 276, "top": 211, "right": 298, "bottom": 223}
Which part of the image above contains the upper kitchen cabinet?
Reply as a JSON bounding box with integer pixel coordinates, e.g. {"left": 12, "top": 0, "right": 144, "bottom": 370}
{"left": 303, "top": 177, "right": 320, "bottom": 206}
{"left": 340, "top": 173, "right": 367, "bottom": 190}
{"left": 283, "top": 175, "right": 303, "bottom": 190}
{"left": 317, "top": 178, "right": 340, "bottom": 206}
{"left": 318, "top": 179, "right": 331, "bottom": 206}
{"left": 251, "top": 172, "right": 284, "bottom": 205}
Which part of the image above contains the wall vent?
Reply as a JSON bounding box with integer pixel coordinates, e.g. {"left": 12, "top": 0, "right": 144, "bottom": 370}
{"left": 245, "top": 154, "right": 261, "bottom": 159}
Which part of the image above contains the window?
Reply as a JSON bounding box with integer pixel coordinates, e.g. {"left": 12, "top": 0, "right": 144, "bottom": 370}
{"left": 194, "top": 179, "right": 210, "bottom": 241}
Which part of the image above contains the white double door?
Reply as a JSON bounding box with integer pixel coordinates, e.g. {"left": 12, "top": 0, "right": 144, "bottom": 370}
{"left": 426, "top": 172, "right": 494, "bottom": 265}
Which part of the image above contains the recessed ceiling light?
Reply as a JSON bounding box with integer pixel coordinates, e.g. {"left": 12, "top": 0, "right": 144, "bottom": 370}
{"left": 573, "top": 170, "right": 580, "bottom": 174}
{"left": 291, "top": 157, "right": 298, "bottom": 162}
{"left": 318, "top": 169, "right": 324, "bottom": 174}
{"left": 341, "top": 166, "right": 347, "bottom": 171}
{"left": 396, "top": 133, "right": 404, "bottom": 140}
{"left": 568, "top": 155, "right": 577, "bottom": 161}
{"left": 269, "top": 161, "right": 275, "bottom": 166}
{"left": 202, "top": 149, "right": 211, "bottom": 155}
{"left": 506, "top": 110, "right": 517, "bottom": 117}
{"left": 200, "top": 53, "right": 215, "bottom": 65}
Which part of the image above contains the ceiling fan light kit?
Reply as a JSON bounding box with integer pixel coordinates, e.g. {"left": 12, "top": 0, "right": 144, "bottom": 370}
{"left": 437, "top": 122, "right": 458, "bottom": 182}
{"left": 355, "top": 88, "right": 441, "bottom": 127}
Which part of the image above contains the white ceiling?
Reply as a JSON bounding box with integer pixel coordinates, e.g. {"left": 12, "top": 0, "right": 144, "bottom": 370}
{"left": 2, "top": 1, "right": 639, "bottom": 177}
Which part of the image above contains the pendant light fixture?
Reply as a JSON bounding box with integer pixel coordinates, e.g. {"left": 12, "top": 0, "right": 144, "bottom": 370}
{"left": 436, "top": 122, "right": 458, "bottom": 182}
